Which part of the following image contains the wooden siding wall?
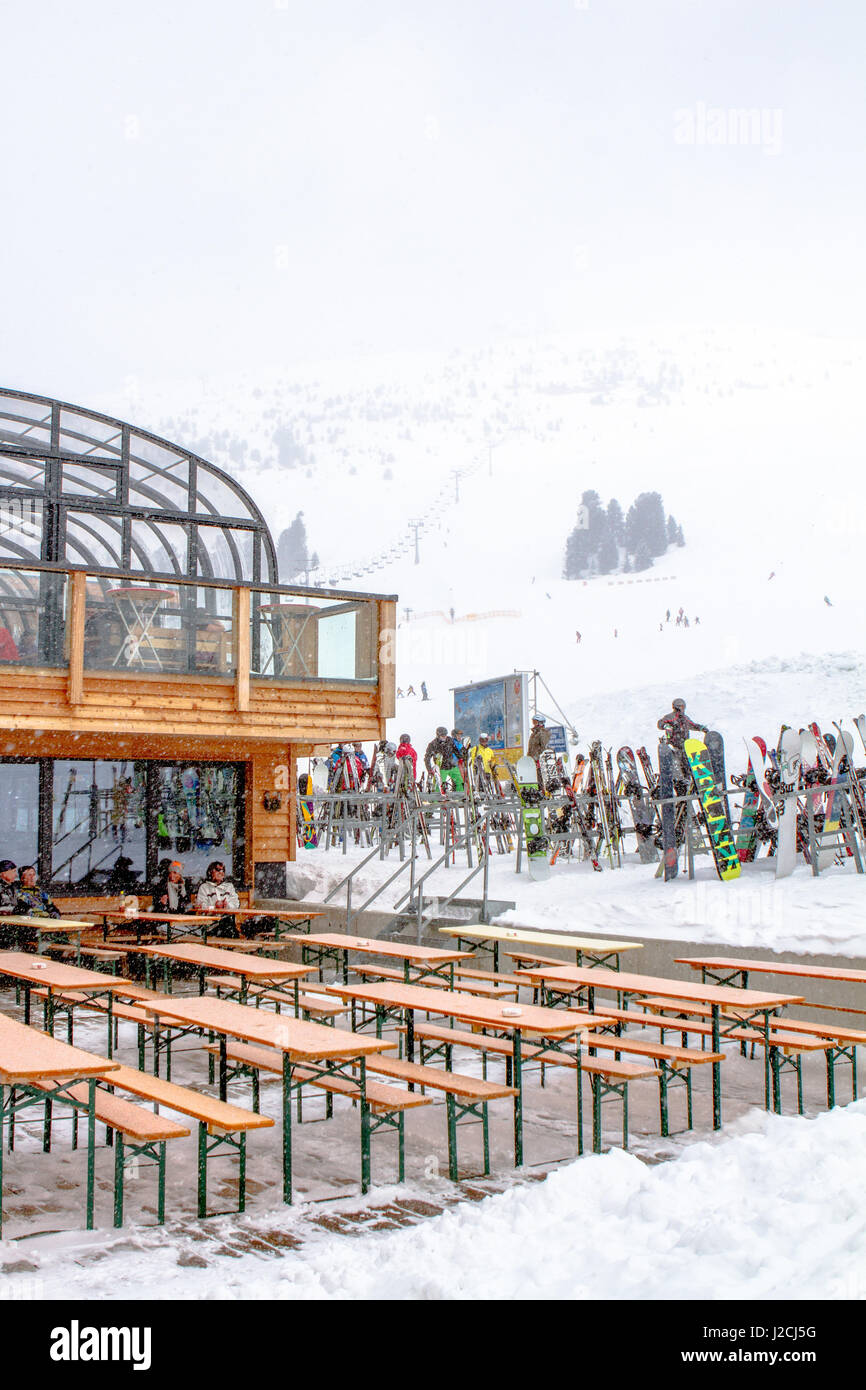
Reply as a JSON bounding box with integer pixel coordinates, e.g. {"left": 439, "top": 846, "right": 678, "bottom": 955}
{"left": 0, "top": 670, "right": 382, "bottom": 744}
{"left": 251, "top": 745, "right": 291, "bottom": 866}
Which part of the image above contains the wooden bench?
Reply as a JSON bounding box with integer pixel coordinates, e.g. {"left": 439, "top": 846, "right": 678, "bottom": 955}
{"left": 46, "top": 945, "right": 125, "bottom": 973}
{"left": 30, "top": 986, "right": 158, "bottom": 1068}
{"left": 29, "top": 1077, "right": 188, "bottom": 1226}
{"left": 352, "top": 962, "right": 519, "bottom": 1000}
{"left": 103, "top": 1064, "right": 274, "bottom": 1216}
{"left": 409, "top": 1023, "right": 663, "bottom": 1153}
{"left": 203, "top": 974, "right": 349, "bottom": 1022}
{"left": 201, "top": 1040, "right": 430, "bottom": 1183}
{"left": 357, "top": 1052, "right": 517, "bottom": 1179}
{"left": 636, "top": 996, "right": 847, "bottom": 1113}
{"left": 583, "top": 1032, "right": 724, "bottom": 1136}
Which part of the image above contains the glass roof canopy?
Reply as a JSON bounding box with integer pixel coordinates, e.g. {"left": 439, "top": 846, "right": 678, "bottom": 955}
{"left": 0, "top": 387, "right": 278, "bottom": 586}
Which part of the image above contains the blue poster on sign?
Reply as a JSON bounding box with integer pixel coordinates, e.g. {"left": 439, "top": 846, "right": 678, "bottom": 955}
{"left": 452, "top": 674, "right": 527, "bottom": 758}
{"left": 546, "top": 724, "right": 568, "bottom": 754}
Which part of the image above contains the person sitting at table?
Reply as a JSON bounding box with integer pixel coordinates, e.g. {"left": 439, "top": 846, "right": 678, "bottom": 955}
{"left": 151, "top": 860, "right": 192, "bottom": 914}
{"left": 15, "top": 865, "right": 62, "bottom": 919}
{"left": 0, "top": 860, "right": 37, "bottom": 949}
{"left": 196, "top": 860, "right": 241, "bottom": 937}
{"left": 0, "top": 860, "right": 20, "bottom": 945}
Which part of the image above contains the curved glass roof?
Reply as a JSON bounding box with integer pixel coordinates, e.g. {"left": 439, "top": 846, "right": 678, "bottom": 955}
{"left": 0, "top": 388, "right": 277, "bottom": 586}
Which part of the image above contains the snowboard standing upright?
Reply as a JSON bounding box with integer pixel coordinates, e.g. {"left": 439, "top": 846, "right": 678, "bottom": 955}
{"left": 683, "top": 736, "right": 741, "bottom": 881}
{"left": 514, "top": 755, "right": 551, "bottom": 881}
{"left": 774, "top": 727, "right": 802, "bottom": 878}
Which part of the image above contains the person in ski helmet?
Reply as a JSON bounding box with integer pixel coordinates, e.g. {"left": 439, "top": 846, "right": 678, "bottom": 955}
{"left": 528, "top": 715, "right": 550, "bottom": 761}
{"left": 424, "top": 726, "right": 463, "bottom": 791}
{"left": 396, "top": 733, "right": 418, "bottom": 783}
{"left": 470, "top": 732, "right": 498, "bottom": 779}
{"left": 657, "top": 698, "right": 708, "bottom": 752}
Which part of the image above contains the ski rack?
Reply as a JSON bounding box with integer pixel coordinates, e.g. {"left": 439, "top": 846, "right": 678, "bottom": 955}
{"left": 303, "top": 770, "right": 866, "bottom": 886}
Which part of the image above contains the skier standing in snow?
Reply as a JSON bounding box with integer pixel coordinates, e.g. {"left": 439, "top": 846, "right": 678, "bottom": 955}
{"left": 421, "top": 681, "right": 429, "bottom": 701}
{"left": 657, "top": 699, "right": 708, "bottom": 775}
{"left": 527, "top": 716, "right": 550, "bottom": 770}
{"left": 424, "top": 726, "right": 464, "bottom": 791}
{"left": 395, "top": 733, "right": 418, "bottom": 788}
{"left": 470, "top": 732, "right": 499, "bottom": 782}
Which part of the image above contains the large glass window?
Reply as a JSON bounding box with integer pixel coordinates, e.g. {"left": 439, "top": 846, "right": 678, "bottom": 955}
{"left": 0, "top": 568, "right": 66, "bottom": 667}
{"left": 0, "top": 762, "right": 39, "bottom": 868}
{"left": 251, "top": 590, "right": 377, "bottom": 682}
{"left": 51, "top": 760, "right": 147, "bottom": 892}
{"left": 32, "top": 757, "right": 244, "bottom": 893}
{"left": 155, "top": 764, "right": 241, "bottom": 885}
{"left": 83, "top": 579, "right": 234, "bottom": 676}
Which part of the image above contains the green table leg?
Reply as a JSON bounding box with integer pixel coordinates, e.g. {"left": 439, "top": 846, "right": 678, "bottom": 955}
{"left": 197, "top": 1121, "right": 207, "bottom": 1217}
{"left": 86, "top": 1079, "right": 96, "bottom": 1230}
{"left": 446, "top": 1093, "right": 458, "bottom": 1179}
{"left": 282, "top": 1053, "right": 293, "bottom": 1204}
{"left": 513, "top": 1030, "right": 523, "bottom": 1166}
{"left": 711, "top": 1005, "right": 722, "bottom": 1129}
{"left": 576, "top": 1036, "right": 583, "bottom": 1155}
{"left": 157, "top": 1141, "right": 166, "bottom": 1224}
{"left": 359, "top": 1057, "right": 371, "bottom": 1194}
{"left": 114, "top": 1132, "right": 125, "bottom": 1226}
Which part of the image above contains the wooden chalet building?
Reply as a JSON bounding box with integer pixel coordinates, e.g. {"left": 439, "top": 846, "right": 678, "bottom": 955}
{"left": 0, "top": 388, "right": 396, "bottom": 905}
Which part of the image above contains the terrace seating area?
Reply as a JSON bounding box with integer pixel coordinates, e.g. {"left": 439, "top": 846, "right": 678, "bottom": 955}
{"left": 1, "top": 909, "right": 864, "bottom": 1237}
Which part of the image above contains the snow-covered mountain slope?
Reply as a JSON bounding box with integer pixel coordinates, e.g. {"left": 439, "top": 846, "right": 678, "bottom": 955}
{"left": 106, "top": 324, "right": 865, "bottom": 750}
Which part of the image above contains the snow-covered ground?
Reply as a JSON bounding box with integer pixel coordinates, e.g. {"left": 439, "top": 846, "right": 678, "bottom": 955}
{"left": 290, "top": 831, "right": 866, "bottom": 960}
{"left": 7, "top": 1104, "right": 866, "bottom": 1301}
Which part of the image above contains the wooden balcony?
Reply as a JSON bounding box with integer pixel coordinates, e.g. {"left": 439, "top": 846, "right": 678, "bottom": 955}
{"left": 0, "top": 563, "right": 397, "bottom": 745}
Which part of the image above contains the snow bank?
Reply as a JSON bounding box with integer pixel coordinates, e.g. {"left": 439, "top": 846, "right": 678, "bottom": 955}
{"left": 13, "top": 1104, "right": 866, "bottom": 1301}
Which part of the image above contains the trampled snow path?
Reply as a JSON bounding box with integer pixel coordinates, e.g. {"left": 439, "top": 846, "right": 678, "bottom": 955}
{"left": 7, "top": 1105, "right": 866, "bottom": 1301}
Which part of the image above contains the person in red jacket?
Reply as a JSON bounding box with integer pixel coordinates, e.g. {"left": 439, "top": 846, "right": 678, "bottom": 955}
{"left": 0, "top": 627, "right": 20, "bottom": 662}
{"left": 396, "top": 734, "right": 418, "bottom": 786}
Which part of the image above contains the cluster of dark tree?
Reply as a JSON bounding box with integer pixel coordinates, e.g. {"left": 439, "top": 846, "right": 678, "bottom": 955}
{"left": 564, "top": 490, "right": 684, "bottom": 579}
{"left": 277, "top": 512, "right": 320, "bottom": 583}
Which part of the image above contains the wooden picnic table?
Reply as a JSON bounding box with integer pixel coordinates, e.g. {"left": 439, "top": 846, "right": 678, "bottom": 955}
{"left": 513, "top": 962, "right": 805, "bottom": 1128}
{"left": 437, "top": 923, "right": 643, "bottom": 973}
{"left": 137, "top": 993, "right": 395, "bottom": 1202}
{"left": 676, "top": 954, "right": 866, "bottom": 989}
{"left": 0, "top": 917, "right": 96, "bottom": 962}
{"left": 98, "top": 912, "right": 220, "bottom": 944}
{"left": 0, "top": 952, "right": 142, "bottom": 1057}
{"left": 0, "top": 1012, "right": 118, "bottom": 1234}
{"left": 192, "top": 908, "right": 325, "bottom": 939}
{"left": 136, "top": 942, "right": 313, "bottom": 1004}
{"left": 283, "top": 931, "right": 472, "bottom": 986}
{"left": 100, "top": 908, "right": 323, "bottom": 944}
{"left": 323, "top": 977, "right": 611, "bottom": 1166}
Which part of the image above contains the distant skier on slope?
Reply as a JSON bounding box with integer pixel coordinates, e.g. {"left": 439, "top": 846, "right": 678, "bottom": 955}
{"left": 824, "top": 595, "right": 833, "bottom": 607}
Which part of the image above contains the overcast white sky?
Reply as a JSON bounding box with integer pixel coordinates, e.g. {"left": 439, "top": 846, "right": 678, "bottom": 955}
{"left": 1, "top": 0, "right": 864, "bottom": 405}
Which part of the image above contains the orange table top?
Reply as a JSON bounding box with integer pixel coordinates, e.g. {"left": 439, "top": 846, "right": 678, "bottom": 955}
{"left": 0, "top": 951, "right": 139, "bottom": 992}
{"left": 677, "top": 955, "right": 866, "bottom": 986}
{"left": 0, "top": 1013, "right": 118, "bottom": 1083}
{"left": 135, "top": 943, "right": 312, "bottom": 980}
{"left": 286, "top": 932, "right": 471, "bottom": 964}
{"left": 138, "top": 994, "right": 396, "bottom": 1061}
{"left": 324, "top": 979, "right": 610, "bottom": 1036}
{"left": 513, "top": 963, "right": 804, "bottom": 1011}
